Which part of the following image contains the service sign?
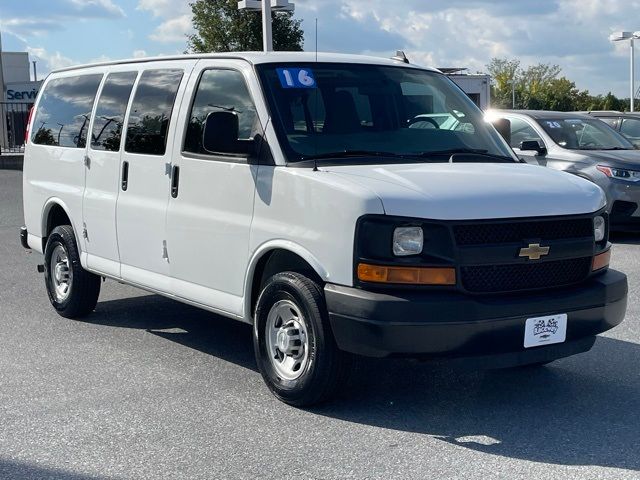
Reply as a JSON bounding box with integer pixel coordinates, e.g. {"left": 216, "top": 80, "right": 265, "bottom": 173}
{"left": 5, "top": 82, "right": 41, "bottom": 102}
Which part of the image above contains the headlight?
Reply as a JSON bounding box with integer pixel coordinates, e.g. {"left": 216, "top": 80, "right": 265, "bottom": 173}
{"left": 594, "top": 216, "right": 605, "bottom": 242}
{"left": 393, "top": 227, "right": 423, "bottom": 256}
{"left": 596, "top": 165, "right": 640, "bottom": 182}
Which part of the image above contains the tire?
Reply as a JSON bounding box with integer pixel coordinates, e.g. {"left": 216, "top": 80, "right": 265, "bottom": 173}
{"left": 44, "top": 225, "right": 101, "bottom": 319}
{"left": 253, "top": 272, "right": 351, "bottom": 407}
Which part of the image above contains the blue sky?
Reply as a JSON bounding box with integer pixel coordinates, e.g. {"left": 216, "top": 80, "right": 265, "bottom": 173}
{"left": 1, "top": 0, "right": 639, "bottom": 97}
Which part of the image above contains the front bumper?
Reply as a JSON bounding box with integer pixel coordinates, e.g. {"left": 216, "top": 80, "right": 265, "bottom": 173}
{"left": 325, "top": 269, "right": 627, "bottom": 365}
{"left": 604, "top": 181, "right": 640, "bottom": 230}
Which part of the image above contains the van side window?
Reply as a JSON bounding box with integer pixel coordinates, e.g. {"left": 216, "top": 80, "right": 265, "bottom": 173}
{"left": 91, "top": 71, "right": 138, "bottom": 152}
{"left": 31, "top": 74, "right": 103, "bottom": 148}
{"left": 184, "top": 69, "right": 258, "bottom": 154}
{"left": 508, "top": 117, "right": 542, "bottom": 148}
{"left": 125, "top": 69, "right": 184, "bottom": 155}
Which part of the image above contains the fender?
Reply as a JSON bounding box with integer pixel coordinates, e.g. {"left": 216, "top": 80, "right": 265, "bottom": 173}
{"left": 41, "top": 197, "right": 84, "bottom": 263}
{"left": 242, "top": 239, "right": 329, "bottom": 322}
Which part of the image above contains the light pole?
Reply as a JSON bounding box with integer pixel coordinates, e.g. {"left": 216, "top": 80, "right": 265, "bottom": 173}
{"left": 238, "top": 0, "right": 295, "bottom": 52}
{"left": 610, "top": 31, "right": 640, "bottom": 112}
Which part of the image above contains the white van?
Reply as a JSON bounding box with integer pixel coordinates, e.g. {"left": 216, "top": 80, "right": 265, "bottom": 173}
{"left": 21, "top": 52, "right": 627, "bottom": 406}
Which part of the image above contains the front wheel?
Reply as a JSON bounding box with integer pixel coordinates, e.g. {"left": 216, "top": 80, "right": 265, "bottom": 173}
{"left": 44, "top": 225, "right": 101, "bottom": 318}
{"left": 253, "top": 272, "right": 351, "bottom": 407}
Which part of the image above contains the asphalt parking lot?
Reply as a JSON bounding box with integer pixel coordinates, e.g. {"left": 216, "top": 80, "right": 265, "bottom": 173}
{"left": 1, "top": 169, "right": 639, "bottom": 480}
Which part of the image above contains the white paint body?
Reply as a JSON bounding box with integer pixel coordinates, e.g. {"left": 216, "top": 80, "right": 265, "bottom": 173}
{"left": 22, "top": 52, "right": 606, "bottom": 323}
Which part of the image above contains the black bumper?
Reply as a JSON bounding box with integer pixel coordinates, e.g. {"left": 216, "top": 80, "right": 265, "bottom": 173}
{"left": 325, "top": 269, "right": 627, "bottom": 365}
{"left": 20, "top": 226, "right": 29, "bottom": 249}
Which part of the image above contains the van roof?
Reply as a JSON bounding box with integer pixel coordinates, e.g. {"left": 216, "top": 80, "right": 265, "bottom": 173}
{"left": 51, "top": 51, "right": 439, "bottom": 74}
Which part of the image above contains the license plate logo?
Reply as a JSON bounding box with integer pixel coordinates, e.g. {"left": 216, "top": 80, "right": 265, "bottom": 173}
{"left": 524, "top": 314, "right": 567, "bottom": 348}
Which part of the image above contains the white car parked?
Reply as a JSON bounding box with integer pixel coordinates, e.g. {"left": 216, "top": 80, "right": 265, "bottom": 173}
{"left": 21, "top": 52, "right": 627, "bottom": 406}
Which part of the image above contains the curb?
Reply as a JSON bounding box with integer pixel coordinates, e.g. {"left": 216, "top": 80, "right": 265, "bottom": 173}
{"left": 0, "top": 154, "right": 24, "bottom": 170}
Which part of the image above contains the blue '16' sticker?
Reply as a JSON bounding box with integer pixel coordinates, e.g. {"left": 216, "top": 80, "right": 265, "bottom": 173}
{"left": 276, "top": 68, "right": 317, "bottom": 88}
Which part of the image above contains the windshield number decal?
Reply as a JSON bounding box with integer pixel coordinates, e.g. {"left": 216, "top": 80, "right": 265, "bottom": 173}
{"left": 277, "top": 68, "right": 317, "bottom": 89}
{"left": 546, "top": 121, "right": 562, "bottom": 129}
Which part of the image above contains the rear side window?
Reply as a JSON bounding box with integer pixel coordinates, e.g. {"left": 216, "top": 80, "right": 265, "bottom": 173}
{"left": 91, "top": 71, "right": 138, "bottom": 152}
{"left": 184, "top": 69, "right": 258, "bottom": 154}
{"left": 32, "top": 74, "right": 103, "bottom": 148}
{"left": 508, "top": 117, "right": 542, "bottom": 148}
{"left": 125, "top": 69, "right": 183, "bottom": 155}
{"left": 620, "top": 118, "right": 640, "bottom": 138}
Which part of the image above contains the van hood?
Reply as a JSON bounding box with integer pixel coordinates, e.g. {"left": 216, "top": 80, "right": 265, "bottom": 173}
{"left": 323, "top": 162, "right": 605, "bottom": 220}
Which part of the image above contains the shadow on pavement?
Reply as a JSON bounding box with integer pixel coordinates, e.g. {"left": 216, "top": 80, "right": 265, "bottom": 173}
{"left": 90, "top": 294, "right": 257, "bottom": 372}
{"left": 90, "top": 295, "right": 639, "bottom": 472}
{"left": 610, "top": 232, "right": 640, "bottom": 245}
{"left": 0, "top": 458, "right": 107, "bottom": 480}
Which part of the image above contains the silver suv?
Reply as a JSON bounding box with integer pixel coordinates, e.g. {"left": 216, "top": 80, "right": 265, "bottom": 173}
{"left": 490, "top": 110, "right": 640, "bottom": 231}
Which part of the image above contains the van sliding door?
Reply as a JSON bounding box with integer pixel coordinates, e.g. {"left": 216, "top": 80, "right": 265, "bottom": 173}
{"left": 115, "top": 63, "right": 195, "bottom": 291}
{"left": 83, "top": 70, "right": 137, "bottom": 277}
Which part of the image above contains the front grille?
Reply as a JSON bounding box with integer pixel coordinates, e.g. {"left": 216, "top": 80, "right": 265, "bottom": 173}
{"left": 453, "top": 218, "right": 593, "bottom": 246}
{"left": 461, "top": 257, "right": 592, "bottom": 293}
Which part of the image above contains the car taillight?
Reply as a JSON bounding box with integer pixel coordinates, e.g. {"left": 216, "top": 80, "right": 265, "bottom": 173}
{"left": 25, "top": 106, "right": 34, "bottom": 144}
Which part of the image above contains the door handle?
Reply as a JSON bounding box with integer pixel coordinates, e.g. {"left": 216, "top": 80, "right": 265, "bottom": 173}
{"left": 171, "top": 165, "right": 180, "bottom": 198}
{"left": 121, "top": 161, "right": 129, "bottom": 191}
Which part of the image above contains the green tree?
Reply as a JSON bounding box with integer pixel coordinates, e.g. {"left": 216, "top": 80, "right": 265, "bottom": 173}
{"left": 187, "top": 0, "right": 304, "bottom": 52}
{"left": 486, "top": 58, "right": 521, "bottom": 108}
{"left": 539, "top": 77, "right": 579, "bottom": 111}
{"left": 484, "top": 57, "right": 629, "bottom": 111}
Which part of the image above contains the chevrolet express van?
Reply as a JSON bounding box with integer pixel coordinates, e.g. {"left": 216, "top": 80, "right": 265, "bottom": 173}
{"left": 21, "top": 53, "right": 627, "bottom": 406}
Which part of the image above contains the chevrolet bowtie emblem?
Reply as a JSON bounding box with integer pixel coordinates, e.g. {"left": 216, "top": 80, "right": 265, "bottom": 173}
{"left": 519, "top": 243, "right": 550, "bottom": 260}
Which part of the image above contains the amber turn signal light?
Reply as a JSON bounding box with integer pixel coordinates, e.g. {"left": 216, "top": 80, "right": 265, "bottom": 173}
{"left": 592, "top": 250, "right": 611, "bottom": 271}
{"left": 357, "top": 263, "right": 456, "bottom": 285}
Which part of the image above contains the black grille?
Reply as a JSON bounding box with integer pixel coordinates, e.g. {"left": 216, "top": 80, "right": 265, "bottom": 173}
{"left": 461, "top": 257, "right": 592, "bottom": 293}
{"left": 454, "top": 218, "right": 593, "bottom": 246}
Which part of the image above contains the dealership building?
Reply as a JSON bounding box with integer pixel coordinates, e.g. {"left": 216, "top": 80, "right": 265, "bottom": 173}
{"left": 0, "top": 50, "right": 41, "bottom": 152}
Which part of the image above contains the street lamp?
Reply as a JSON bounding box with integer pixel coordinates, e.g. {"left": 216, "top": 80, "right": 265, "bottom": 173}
{"left": 238, "top": 0, "right": 295, "bottom": 52}
{"left": 609, "top": 31, "right": 640, "bottom": 112}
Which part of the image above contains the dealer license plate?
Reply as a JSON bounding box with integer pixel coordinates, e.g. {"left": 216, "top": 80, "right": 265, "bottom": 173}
{"left": 524, "top": 314, "right": 567, "bottom": 348}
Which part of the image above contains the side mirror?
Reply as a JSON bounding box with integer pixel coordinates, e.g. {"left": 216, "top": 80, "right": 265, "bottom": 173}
{"left": 520, "top": 140, "right": 547, "bottom": 156}
{"left": 491, "top": 118, "right": 511, "bottom": 145}
{"left": 202, "top": 111, "right": 255, "bottom": 155}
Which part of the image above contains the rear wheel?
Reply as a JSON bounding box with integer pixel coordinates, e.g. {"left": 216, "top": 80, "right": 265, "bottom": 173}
{"left": 253, "top": 272, "right": 351, "bottom": 407}
{"left": 44, "top": 225, "right": 101, "bottom": 318}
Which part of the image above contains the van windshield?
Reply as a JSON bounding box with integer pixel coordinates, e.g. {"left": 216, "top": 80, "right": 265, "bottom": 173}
{"left": 536, "top": 117, "right": 634, "bottom": 150}
{"left": 257, "top": 63, "right": 515, "bottom": 164}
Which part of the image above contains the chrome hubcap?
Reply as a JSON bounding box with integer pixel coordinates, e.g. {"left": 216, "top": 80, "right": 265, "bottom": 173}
{"left": 50, "top": 244, "right": 72, "bottom": 302}
{"left": 266, "top": 300, "right": 309, "bottom": 381}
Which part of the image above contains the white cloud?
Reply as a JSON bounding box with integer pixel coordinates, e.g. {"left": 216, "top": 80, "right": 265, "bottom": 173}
{"left": 27, "top": 47, "right": 75, "bottom": 72}
{"left": 149, "top": 14, "right": 193, "bottom": 43}
{"left": 137, "top": 0, "right": 192, "bottom": 44}
{"left": 68, "top": 0, "right": 126, "bottom": 18}
{"left": 90, "top": 54, "right": 112, "bottom": 64}
{"left": 133, "top": 49, "right": 148, "bottom": 58}
{"left": 307, "top": 0, "right": 640, "bottom": 96}
{"left": 0, "top": 18, "right": 63, "bottom": 41}
{"left": 137, "top": 0, "right": 189, "bottom": 18}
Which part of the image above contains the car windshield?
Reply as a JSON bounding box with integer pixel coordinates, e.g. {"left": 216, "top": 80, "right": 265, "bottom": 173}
{"left": 257, "top": 63, "right": 515, "bottom": 163}
{"left": 537, "top": 118, "right": 634, "bottom": 150}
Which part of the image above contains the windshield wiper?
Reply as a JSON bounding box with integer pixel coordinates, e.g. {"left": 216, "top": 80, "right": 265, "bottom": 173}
{"left": 414, "top": 148, "right": 517, "bottom": 163}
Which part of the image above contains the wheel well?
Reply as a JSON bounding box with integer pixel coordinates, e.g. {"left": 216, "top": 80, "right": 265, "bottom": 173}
{"left": 43, "top": 204, "right": 72, "bottom": 249}
{"left": 250, "top": 249, "right": 323, "bottom": 315}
